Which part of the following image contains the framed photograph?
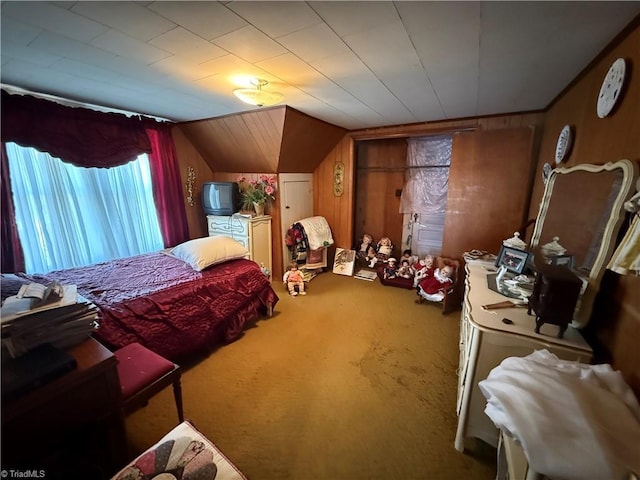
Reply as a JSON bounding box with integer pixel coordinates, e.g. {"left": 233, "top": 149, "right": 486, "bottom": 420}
{"left": 495, "top": 246, "right": 531, "bottom": 275}
{"left": 548, "top": 254, "right": 574, "bottom": 269}
{"left": 332, "top": 248, "right": 356, "bottom": 276}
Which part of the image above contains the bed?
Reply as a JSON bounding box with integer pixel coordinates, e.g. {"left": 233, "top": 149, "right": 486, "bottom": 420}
{"left": 19, "top": 236, "right": 278, "bottom": 361}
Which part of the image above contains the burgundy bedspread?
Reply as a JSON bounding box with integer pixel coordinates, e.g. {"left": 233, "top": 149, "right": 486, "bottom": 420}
{"left": 27, "top": 253, "right": 278, "bottom": 360}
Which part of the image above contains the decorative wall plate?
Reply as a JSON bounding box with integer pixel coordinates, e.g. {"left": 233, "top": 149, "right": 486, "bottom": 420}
{"left": 597, "top": 58, "right": 626, "bottom": 118}
{"left": 555, "top": 125, "right": 572, "bottom": 164}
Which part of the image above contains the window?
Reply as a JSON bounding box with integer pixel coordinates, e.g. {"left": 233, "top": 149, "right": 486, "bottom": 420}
{"left": 6, "top": 142, "right": 164, "bottom": 274}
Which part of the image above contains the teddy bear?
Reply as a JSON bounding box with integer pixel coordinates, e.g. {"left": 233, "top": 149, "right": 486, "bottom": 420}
{"left": 369, "top": 236, "right": 393, "bottom": 268}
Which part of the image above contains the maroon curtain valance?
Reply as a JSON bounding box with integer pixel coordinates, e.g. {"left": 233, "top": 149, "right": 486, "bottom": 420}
{"left": 1, "top": 90, "right": 152, "bottom": 168}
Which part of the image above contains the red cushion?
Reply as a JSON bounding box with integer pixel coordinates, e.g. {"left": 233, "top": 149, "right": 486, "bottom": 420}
{"left": 115, "top": 342, "right": 175, "bottom": 399}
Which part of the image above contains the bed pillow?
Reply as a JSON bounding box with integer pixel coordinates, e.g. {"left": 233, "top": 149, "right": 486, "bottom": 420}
{"left": 170, "top": 236, "right": 250, "bottom": 271}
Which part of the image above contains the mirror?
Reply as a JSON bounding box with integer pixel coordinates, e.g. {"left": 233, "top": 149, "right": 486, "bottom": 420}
{"left": 530, "top": 160, "right": 638, "bottom": 328}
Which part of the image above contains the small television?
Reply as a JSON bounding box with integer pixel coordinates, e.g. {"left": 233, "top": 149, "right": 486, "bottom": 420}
{"left": 202, "top": 182, "right": 242, "bottom": 216}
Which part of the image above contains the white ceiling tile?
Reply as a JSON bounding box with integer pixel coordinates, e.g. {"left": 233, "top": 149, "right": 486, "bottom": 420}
{"left": 2, "top": 1, "right": 108, "bottom": 43}
{"left": 149, "top": 27, "right": 227, "bottom": 64}
{"left": 212, "top": 25, "right": 287, "bottom": 64}
{"left": 50, "top": 57, "right": 123, "bottom": 83}
{"left": 90, "top": 29, "right": 171, "bottom": 65}
{"left": 148, "top": 1, "right": 247, "bottom": 40}
{"left": 0, "top": 17, "right": 42, "bottom": 45}
{"left": 2, "top": 1, "right": 638, "bottom": 129}
{"left": 28, "top": 31, "right": 120, "bottom": 65}
{"left": 255, "top": 53, "right": 326, "bottom": 88}
{"left": 151, "top": 56, "right": 226, "bottom": 83}
{"left": 70, "top": 1, "right": 176, "bottom": 42}
{"left": 227, "top": 1, "right": 321, "bottom": 38}
{"left": 310, "top": 1, "right": 399, "bottom": 37}
{"left": 278, "top": 23, "right": 350, "bottom": 63}
{"left": 398, "top": 1, "right": 480, "bottom": 32}
{"left": 1, "top": 41, "right": 61, "bottom": 67}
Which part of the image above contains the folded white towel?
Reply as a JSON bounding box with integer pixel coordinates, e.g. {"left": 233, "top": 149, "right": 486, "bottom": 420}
{"left": 479, "top": 349, "right": 640, "bottom": 480}
{"left": 298, "top": 216, "right": 334, "bottom": 250}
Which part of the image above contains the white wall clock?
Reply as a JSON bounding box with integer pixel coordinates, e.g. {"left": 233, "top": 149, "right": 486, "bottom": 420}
{"left": 597, "top": 58, "right": 626, "bottom": 118}
{"left": 554, "top": 125, "right": 572, "bottom": 164}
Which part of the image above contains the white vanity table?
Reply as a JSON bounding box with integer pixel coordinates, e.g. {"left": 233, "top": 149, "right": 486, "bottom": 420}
{"left": 455, "top": 260, "right": 592, "bottom": 452}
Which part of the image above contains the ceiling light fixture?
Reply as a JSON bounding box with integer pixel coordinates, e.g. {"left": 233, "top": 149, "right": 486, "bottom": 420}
{"left": 233, "top": 79, "right": 283, "bottom": 107}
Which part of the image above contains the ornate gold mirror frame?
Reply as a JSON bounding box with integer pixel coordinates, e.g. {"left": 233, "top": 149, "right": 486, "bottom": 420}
{"left": 530, "top": 159, "right": 638, "bottom": 328}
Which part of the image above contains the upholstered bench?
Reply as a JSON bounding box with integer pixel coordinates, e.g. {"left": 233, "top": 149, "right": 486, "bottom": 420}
{"left": 111, "top": 420, "right": 247, "bottom": 480}
{"left": 114, "top": 342, "right": 183, "bottom": 422}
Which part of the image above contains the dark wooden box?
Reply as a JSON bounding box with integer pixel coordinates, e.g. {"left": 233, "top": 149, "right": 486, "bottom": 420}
{"left": 527, "top": 264, "right": 582, "bottom": 338}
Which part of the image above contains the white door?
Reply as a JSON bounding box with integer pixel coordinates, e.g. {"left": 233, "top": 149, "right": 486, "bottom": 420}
{"left": 402, "top": 212, "right": 445, "bottom": 257}
{"left": 279, "top": 173, "right": 313, "bottom": 272}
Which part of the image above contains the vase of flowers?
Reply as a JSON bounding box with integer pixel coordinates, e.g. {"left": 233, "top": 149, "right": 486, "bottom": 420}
{"left": 237, "top": 175, "right": 277, "bottom": 216}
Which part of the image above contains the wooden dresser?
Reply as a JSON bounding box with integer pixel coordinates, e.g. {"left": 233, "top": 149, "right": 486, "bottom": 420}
{"left": 2, "top": 338, "right": 127, "bottom": 478}
{"left": 455, "top": 260, "right": 593, "bottom": 452}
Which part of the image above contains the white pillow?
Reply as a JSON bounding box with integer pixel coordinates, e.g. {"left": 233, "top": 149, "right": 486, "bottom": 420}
{"left": 170, "top": 236, "right": 250, "bottom": 271}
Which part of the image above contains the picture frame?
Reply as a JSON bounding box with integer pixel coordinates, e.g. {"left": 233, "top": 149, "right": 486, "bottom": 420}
{"left": 548, "top": 254, "right": 574, "bottom": 270}
{"left": 495, "top": 246, "right": 531, "bottom": 275}
{"left": 332, "top": 248, "right": 356, "bottom": 276}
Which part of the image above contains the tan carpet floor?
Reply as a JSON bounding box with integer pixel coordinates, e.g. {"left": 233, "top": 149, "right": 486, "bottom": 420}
{"left": 124, "top": 270, "right": 496, "bottom": 480}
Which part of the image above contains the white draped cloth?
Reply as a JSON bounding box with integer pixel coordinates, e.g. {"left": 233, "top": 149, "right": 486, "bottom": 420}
{"left": 479, "top": 350, "right": 640, "bottom": 480}
{"left": 607, "top": 214, "right": 640, "bottom": 275}
{"left": 297, "top": 216, "right": 334, "bottom": 251}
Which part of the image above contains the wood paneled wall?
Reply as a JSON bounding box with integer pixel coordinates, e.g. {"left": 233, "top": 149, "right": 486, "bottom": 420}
{"left": 315, "top": 113, "right": 545, "bottom": 262}
{"left": 531, "top": 21, "right": 640, "bottom": 396}
{"left": 171, "top": 127, "right": 214, "bottom": 240}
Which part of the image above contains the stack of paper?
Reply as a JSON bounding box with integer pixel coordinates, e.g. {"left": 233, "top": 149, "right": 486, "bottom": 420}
{"left": 1, "top": 283, "right": 99, "bottom": 358}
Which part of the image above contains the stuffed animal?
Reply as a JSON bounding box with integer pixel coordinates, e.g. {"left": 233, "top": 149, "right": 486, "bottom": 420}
{"left": 416, "top": 264, "right": 454, "bottom": 302}
{"left": 283, "top": 262, "right": 306, "bottom": 296}
{"left": 369, "top": 236, "right": 393, "bottom": 268}
{"left": 412, "top": 255, "right": 435, "bottom": 288}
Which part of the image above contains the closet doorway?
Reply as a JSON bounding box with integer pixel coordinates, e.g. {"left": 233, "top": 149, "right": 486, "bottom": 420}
{"left": 400, "top": 135, "right": 452, "bottom": 257}
{"left": 354, "top": 136, "right": 451, "bottom": 258}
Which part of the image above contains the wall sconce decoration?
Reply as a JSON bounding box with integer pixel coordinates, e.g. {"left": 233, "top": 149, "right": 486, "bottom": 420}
{"left": 185, "top": 166, "right": 196, "bottom": 207}
{"left": 333, "top": 162, "right": 345, "bottom": 197}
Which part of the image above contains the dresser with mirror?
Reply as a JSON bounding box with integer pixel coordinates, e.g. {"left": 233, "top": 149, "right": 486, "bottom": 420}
{"left": 455, "top": 159, "right": 639, "bottom": 452}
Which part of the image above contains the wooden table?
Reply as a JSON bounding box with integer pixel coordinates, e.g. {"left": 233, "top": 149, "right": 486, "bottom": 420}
{"left": 2, "top": 338, "right": 127, "bottom": 478}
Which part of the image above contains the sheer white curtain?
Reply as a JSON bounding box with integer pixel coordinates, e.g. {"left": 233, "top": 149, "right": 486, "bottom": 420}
{"left": 399, "top": 135, "right": 452, "bottom": 214}
{"left": 6, "top": 142, "right": 164, "bottom": 274}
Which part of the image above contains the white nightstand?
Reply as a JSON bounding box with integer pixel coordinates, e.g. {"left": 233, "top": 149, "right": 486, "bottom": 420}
{"left": 207, "top": 214, "right": 272, "bottom": 277}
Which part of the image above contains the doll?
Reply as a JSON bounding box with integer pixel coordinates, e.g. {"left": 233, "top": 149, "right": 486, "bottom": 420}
{"left": 412, "top": 255, "right": 435, "bottom": 288}
{"left": 356, "top": 234, "right": 376, "bottom": 263}
{"left": 283, "top": 262, "right": 306, "bottom": 296}
{"left": 401, "top": 249, "right": 417, "bottom": 266}
{"left": 383, "top": 258, "right": 399, "bottom": 279}
{"left": 369, "top": 237, "right": 393, "bottom": 268}
{"left": 397, "top": 259, "right": 414, "bottom": 279}
{"left": 416, "top": 264, "right": 454, "bottom": 302}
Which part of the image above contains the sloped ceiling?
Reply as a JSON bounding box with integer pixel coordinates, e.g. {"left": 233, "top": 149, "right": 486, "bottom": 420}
{"left": 177, "top": 106, "right": 347, "bottom": 173}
